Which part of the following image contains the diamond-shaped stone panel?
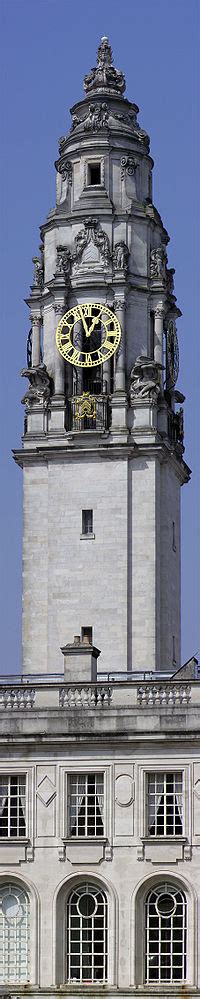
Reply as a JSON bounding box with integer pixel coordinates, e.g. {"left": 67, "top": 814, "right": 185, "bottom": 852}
{"left": 36, "top": 776, "right": 56, "bottom": 807}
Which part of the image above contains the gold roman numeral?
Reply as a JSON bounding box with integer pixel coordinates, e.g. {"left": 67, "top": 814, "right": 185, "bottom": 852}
{"left": 64, "top": 346, "right": 81, "bottom": 364}
{"left": 84, "top": 353, "right": 93, "bottom": 366}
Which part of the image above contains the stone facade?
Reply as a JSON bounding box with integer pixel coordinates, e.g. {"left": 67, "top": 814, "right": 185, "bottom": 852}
{"left": 14, "top": 38, "right": 190, "bottom": 676}
{"left": 1, "top": 37, "right": 198, "bottom": 997}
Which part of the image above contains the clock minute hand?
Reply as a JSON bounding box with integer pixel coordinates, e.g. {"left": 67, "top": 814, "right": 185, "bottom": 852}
{"left": 78, "top": 305, "right": 91, "bottom": 338}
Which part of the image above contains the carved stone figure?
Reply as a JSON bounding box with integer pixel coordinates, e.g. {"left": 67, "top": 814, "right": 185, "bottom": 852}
{"left": 150, "top": 247, "right": 167, "bottom": 281}
{"left": 84, "top": 103, "right": 109, "bottom": 131}
{"left": 166, "top": 267, "right": 175, "bottom": 296}
{"left": 129, "top": 356, "right": 161, "bottom": 405}
{"left": 73, "top": 219, "right": 111, "bottom": 266}
{"left": 113, "top": 241, "right": 129, "bottom": 272}
{"left": 55, "top": 247, "right": 72, "bottom": 282}
{"left": 58, "top": 135, "right": 67, "bottom": 153}
{"left": 21, "top": 364, "right": 52, "bottom": 408}
{"left": 84, "top": 36, "right": 126, "bottom": 95}
{"left": 32, "top": 254, "right": 43, "bottom": 291}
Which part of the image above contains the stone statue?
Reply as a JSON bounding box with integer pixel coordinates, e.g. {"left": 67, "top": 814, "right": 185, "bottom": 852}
{"left": 55, "top": 247, "right": 72, "bottom": 283}
{"left": 113, "top": 241, "right": 129, "bottom": 272}
{"left": 84, "top": 36, "right": 126, "bottom": 95}
{"left": 21, "top": 364, "right": 52, "bottom": 408}
{"left": 150, "top": 247, "right": 167, "bottom": 281}
{"left": 166, "top": 267, "right": 175, "bottom": 296}
{"left": 84, "top": 103, "right": 109, "bottom": 131}
{"left": 129, "top": 356, "right": 161, "bottom": 405}
{"left": 32, "top": 255, "right": 43, "bottom": 291}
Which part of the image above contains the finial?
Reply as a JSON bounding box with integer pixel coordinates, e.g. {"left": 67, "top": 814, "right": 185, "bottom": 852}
{"left": 84, "top": 37, "right": 126, "bottom": 95}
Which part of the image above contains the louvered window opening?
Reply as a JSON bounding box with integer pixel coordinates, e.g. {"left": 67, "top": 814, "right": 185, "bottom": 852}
{"left": 0, "top": 775, "right": 26, "bottom": 838}
{"left": 147, "top": 772, "right": 183, "bottom": 836}
{"left": 0, "top": 884, "right": 30, "bottom": 983}
{"left": 145, "top": 883, "right": 187, "bottom": 983}
{"left": 67, "top": 883, "right": 108, "bottom": 983}
{"left": 69, "top": 773, "right": 104, "bottom": 837}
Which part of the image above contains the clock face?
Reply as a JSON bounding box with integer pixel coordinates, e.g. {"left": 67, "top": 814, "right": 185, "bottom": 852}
{"left": 56, "top": 303, "right": 121, "bottom": 368}
{"left": 166, "top": 320, "right": 179, "bottom": 388}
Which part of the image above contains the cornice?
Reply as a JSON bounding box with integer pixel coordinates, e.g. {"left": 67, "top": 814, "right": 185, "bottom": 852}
{"left": 13, "top": 435, "right": 191, "bottom": 483}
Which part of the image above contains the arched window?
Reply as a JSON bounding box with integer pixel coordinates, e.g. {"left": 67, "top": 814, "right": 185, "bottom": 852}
{"left": 66, "top": 882, "right": 108, "bottom": 983}
{"left": 145, "top": 882, "right": 187, "bottom": 984}
{"left": 0, "top": 883, "right": 30, "bottom": 983}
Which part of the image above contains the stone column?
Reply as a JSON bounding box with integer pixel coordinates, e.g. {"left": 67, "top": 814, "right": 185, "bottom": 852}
{"left": 54, "top": 302, "right": 65, "bottom": 395}
{"left": 74, "top": 320, "right": 83, "bottom": 395}
{"left": 101, "top": 313, "right": 110, "bottom": 393}
{"left": 154, "top": 305, "right": 164, "bottom": 371}
{"left": 31, "top": 314, "right": 41, "bottom": 367}
{"left": 114, "top": 299, "right": 125, "bottom": 391}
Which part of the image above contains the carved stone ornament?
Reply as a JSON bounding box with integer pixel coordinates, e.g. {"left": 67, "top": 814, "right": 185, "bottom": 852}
{"left": 55, "top": 157, "right": 72, "bottom": 184}
{"left": 84, "top": 102, "right": 109, "bottom": 131}
{"left": 150, "top": 246, "right": 167, "bottom": 282}
{"left": 113, "top": 241, "right": 129, "bottom": 273}
{"left": 32, "top": 252, "right": 44, "bottom": 291}
{"left": 166, "top": 266, "right": 175, "bottom": 296}
{"left": 84, "top": 36, "right": 126, "bottom": 95}
{"left": 129, "top": 356, "right": 161, "bottom": 405}
{"left": 54, "top": 246, "right": 72, "bottom": 283}
{"left": 21, "top": 364, "right": 52, "bottom": 408}
{"left": 73, "top": 218, "right": 111, "bottom": 266}
{"left": 121, "top": 155, "right": 137, "bottom": 180}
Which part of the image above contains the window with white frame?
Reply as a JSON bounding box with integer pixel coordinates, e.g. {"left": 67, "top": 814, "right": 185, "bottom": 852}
{"left": 0, "top": 775, "right": 26, "bottom": 838}
{"left": 66, "top": 882, "right": 108, "bottom": 982}
{"left": 145, "top": 882, "right": 187, "bottom": 983}
{"left": 147, "top": 772, "right": 183, "bottom": 837}
{"left": 69, "top": 773, "right": 104, "bottom": 837}
{"left": 0, "top": 883, "right": 30, "bottom": 983}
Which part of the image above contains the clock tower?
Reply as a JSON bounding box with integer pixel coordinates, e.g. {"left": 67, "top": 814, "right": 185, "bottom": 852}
{"left": 15, "top": 37, "right": 190, "bottom": 677}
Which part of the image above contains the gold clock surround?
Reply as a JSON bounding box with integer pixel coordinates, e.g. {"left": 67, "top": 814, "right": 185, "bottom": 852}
{"left": 56, "top": 303, "right": 121, "bottom": 368}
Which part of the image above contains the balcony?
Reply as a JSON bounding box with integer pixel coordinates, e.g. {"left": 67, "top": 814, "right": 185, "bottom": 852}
{"left": 69, "top": 391, "right": 110, "bottom": 432}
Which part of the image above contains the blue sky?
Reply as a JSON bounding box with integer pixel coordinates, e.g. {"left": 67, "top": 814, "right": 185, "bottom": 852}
{"left": 0, "top": 0, "right": 199, "bottom": 673}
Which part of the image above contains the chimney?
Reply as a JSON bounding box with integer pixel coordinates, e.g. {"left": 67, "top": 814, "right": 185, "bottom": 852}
{"left": 60, "top": 635, "right": 100, "bottom": 683}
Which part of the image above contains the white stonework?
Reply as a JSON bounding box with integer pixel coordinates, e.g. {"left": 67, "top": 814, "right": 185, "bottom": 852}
{"left": 2, "top": 36, "right": 197, "bottom": 999}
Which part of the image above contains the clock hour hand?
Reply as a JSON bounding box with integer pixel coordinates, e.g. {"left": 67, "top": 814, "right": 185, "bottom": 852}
{"left": 87, "top": 313, "right": 102, "bottom": 338}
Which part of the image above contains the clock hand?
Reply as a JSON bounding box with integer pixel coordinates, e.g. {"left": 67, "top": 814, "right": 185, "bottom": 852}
{"left": 78, "top": 305, "right": 91, "bottom": 338}
{"left": 87, "top": 313, "right": 102, "bottom": 338}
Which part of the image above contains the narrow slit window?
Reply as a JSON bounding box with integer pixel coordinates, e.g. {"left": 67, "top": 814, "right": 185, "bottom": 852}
{"left": 172, "top": 521, "right": 176, "bottom": 551}
{"left": 82, "top": 510, "right": 93, "bottom": 535}
{"left": 88, "top": 163, "right": 101, "bottom": 186}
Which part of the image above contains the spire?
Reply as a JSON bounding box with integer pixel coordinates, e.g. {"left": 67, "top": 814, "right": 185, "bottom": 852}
{"left": 84, "top": 36, "right": 126, "bottom": 96}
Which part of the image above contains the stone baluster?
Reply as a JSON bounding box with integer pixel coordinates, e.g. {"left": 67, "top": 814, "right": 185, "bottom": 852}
{"left": 114, "top": 299, "right": 126, "bottom": 391}
{"left": 54, "top": 302, "right": 65, "bottom": 394}
{"left": 154, "top": 305, "right": 164, "bottom": 379}
{"left": 31, "top": 314, "right": 41, "bottom": 367}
